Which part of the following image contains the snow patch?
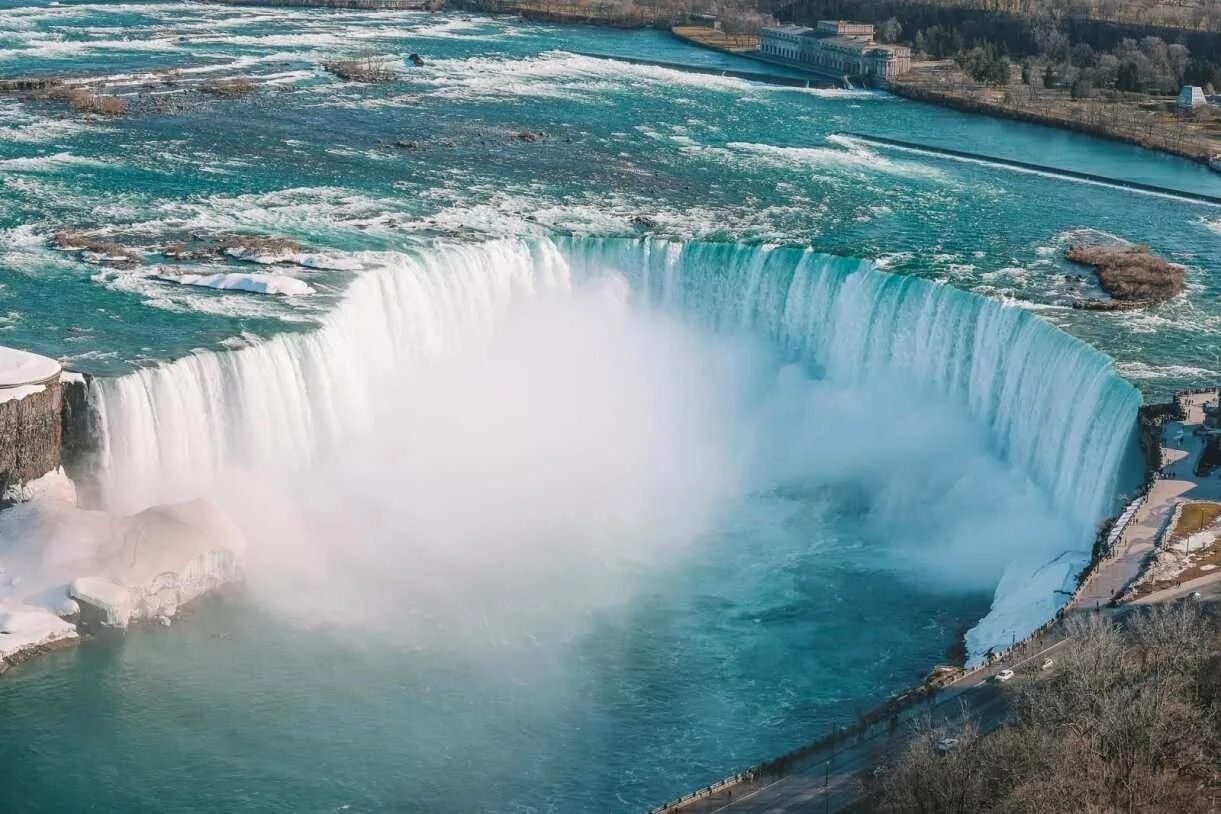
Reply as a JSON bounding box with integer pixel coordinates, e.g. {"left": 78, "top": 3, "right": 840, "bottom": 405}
{"left": 158, "top": 270, "right": 316, "bottom": 296}
{"left": 965, "top": 552, "right": 1082, "bottom": 663}
{"left": 0, "top": 602, "right": 77, "bottom": 661}
{"left": 0, "top": 489, "right": 245, "bottom": 667}
{"left": 0, "top": 345, "right": 60, "bottom": 387}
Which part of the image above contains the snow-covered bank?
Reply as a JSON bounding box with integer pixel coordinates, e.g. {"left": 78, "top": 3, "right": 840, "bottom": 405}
{"left": 0, "top": 471, "right": 244, "bottom": 673}
{"left": 225, "top": 245, "right": 362, "bottom": 270}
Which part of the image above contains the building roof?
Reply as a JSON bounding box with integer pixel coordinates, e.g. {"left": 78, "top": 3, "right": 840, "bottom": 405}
{"left": 762, "top": 25, "right": 812, "bottom": 35}
{"left": 811, "top": 34, "right": 879, "bottom": 51}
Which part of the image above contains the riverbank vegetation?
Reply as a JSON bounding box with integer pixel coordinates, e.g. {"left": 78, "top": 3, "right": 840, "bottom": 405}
{"left": 322, "top": 54, "right": 401, "bottom": 82}
{"left": 776, "top": 0, "right": 1221, "bottom": 160}
{"left": 201, "top": 77, "right": 259, "bottom": 97}
{"left": 458, "top": 0, "right": 774, "bottom": 32}
{"left": 1065, "top": 242, "right": 1185, "bottom": 304}
{"left": 0, "top": 80, "right": 131, "bottom": 117}
{"left": 866, "top": 605, "right": 1221, "bottom": 812}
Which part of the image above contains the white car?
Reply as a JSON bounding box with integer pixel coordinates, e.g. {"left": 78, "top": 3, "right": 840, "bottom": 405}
{"left": 995, "top": 668, "right": 1015, "bottom": 682}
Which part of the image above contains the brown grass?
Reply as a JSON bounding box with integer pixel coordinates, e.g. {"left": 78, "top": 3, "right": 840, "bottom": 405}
{"left": 51, "top": 231, "right": 140, "bottom": 263}
{"left": 38, "top": 85, "right": 128, "bottom": 116}
{"left": 216, "top": 235, "right": 303, "bottom": 255}
{"left": 1173, "top": 501, "right": 1221, "bottom": 539}
{"left": 322, "top": 56, "right": 399, "bottom": 83}
{"left": 1066, "top": 243, "right": 1185, "bottom": 302}
{"left": 672, "top": 25, "right": 759, "bottom": 53}
{"left": 201, "top": 77, "right": 258, "bottom": 97}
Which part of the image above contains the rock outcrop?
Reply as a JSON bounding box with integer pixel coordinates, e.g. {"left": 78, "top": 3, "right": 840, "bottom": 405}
{"left": 0, "top": 348, "right": 63, "bottom": 500}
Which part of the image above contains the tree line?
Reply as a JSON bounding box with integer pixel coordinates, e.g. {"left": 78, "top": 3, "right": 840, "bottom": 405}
{"left": 867, "top": 603, "right": 1221, "bottom": 812}
{"left": 781, "top": 0, "right": 1221, "bottom": 92}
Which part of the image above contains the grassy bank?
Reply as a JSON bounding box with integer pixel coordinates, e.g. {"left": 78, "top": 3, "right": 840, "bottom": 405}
{"left": 670, "top": 25, "right": 757, "bottom": 53}
{"left": 892, "top": 66, "right": 1220, "bottom": 164}
{"left": 453, "top": 0, "right": 667, "bottom": 27}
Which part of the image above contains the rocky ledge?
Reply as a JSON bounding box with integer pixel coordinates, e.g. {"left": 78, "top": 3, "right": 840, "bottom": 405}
{"left": 0, "top": 347, "right": 64, "bottom": 501}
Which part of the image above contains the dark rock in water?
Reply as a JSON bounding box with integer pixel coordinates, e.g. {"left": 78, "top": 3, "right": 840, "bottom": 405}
{"left": 1072, "top": 298, "right": 1152, "bottom": 312}
{"left": 630, "top": 215, "right": 657, "bottom": 229}
{"left": 514, "top": 130, "right": 546, "bottom": 143}
{"left": 395, "top": 139, "right": 420, "bottom": 150}
{"left": 408, "top": 53, "right": 425, "bottom": 67}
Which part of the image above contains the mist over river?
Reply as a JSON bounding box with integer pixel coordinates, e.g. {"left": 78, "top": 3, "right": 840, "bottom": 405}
{"left": 0, "top": 2, "right": 1217, "bottom": 812}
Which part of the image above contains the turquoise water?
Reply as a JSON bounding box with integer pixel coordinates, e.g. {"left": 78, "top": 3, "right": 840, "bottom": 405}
{"left": 0, "top": 3, "right": 1215, "bottom": 812}
{"left": 0, "top": 1, "right": 1217, "bottom": 392}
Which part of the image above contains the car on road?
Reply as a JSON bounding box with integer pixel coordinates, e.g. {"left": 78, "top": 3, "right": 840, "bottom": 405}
{"left": 1189, "top": 591, "right": 1202, "bottom": 601}
{"left": 936, "top": 738, "right": 959, "bottom": 754}
{"left": 1040, "top": 658, "right": 1054, "bottom": 671}
{"left": 995, "top": 668, "right": 1015, "bottom": 682}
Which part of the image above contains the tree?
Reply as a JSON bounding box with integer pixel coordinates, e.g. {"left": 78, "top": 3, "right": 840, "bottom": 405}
{"left": 1117, "top": 60, "right": 1141, "bottom": 92}
{"left": 866, "top": 605, "right": 1219, "bottom": 814}
{"left": 877, "top": 16, "right": 902, "bottom": 44}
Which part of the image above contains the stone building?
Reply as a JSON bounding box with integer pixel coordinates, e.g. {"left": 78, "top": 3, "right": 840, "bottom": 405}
{"left": 759, "top": 20, "right": 912, "bottom": 81}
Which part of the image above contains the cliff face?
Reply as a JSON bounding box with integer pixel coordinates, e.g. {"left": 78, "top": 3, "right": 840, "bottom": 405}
{"left": 60, "top": 376, "right": 102, "bottom": 506}
{"left": 0, "top": 379, "right": 63, "bottom": 498}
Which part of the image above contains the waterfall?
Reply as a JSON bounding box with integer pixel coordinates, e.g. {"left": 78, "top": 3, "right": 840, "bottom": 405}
{"left": 91, "top": 239, "right": 574, "bottom": 513}
{"left": 562, "top": 237, "right": 1141, "bottom": 529}
{"left": 90, "top": 236, "right": 1141, "bottom": 535}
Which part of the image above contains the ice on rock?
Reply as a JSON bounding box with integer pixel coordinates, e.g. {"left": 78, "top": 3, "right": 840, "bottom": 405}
{"left": 68, "top": 499, "right": 245, "bottom": 628}
{"left": 294, "top": 253, "right": 362, "bottom": 271}
{"left": 70, "top": 576, "right": 134, "bottom": 627}
{"left": 158, "top": 270, "right": 316, "bottom": 296}
{"left": 0, "top": 483, "right": 245, "bottom": 665}
{"left": 964, "top": 553, "right": 1081, "bottom": 663}
{"left": 224, "top": 246, "right": 359, "bottom": 271}
{"left": 0, "top": 602, "right": 78, "bottom": 661}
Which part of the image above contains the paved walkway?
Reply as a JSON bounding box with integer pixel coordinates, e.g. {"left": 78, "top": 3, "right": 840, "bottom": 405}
{"left": 662, "top": 390, "right": 1221, "bottom": 814}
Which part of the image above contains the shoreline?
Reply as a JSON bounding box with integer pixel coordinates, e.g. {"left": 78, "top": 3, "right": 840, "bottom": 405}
{"left": 668, "top": 26, "right": 1219, "bottom": 169}
{"left": 888, "top": 79, "right": 1217, "bottom": 167}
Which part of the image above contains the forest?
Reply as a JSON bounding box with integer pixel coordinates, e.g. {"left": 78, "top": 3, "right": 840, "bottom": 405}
{"left": 780, "top": 0, "right": 1221, "bottom": 91}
